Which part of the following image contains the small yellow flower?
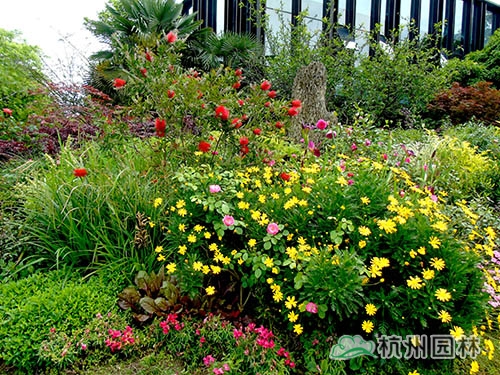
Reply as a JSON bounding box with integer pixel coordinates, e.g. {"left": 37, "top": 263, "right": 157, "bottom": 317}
{"left": 365, "top": 304, "right": 377, "bottom": 316}
{"left": 266, "top": 278, "right": 274, "bottom": 284}
{"left": 166, "top": 263, "right": 176, "bottom": 274}
{"left": 417, "top": 246, "right": 426, "bottom": 255}
{"left": 236, "top": 191, "right": 244, "bottom": 199}
{"left": 206, "top": 286, "right": 216, "bottom": 295}
{"left": 438, "top": 310, "right": 452, "bottom": 323}
{"left": 187, "top": 234, "right": 196, "bottom": 243}
{"left": 248, "top": 239, "right": 257, "bottom": 247}
{"left": 178, "top": 245, "right": 187, "bottom": 255}
{"left": 358, "top": 226, "right": 371, "bottom": 236}
{"left": 422, "top": 269, "right": 435, "bottom": 280}
{"left": 176, "top": 200, "right": 186, "bottom": 208}
{"left": 428, "top": 236, "right": 441, "bottom": 249}
{"left": 285, "top": 296, "right": 298, "bottom": 309}
{"left": 204, "top": 232, "right": 211, "bottom": 239}
{"left": 157, "top": 254, "right": 166, "bottom": 261}
{"left": 293, "top": 323, "right": 303, "bottom": 335}
{"left": 377, "top": 219, "right": 397, "bottom": 234}
{"left": 193, "top": 224, "right": 204, "bottom": 232}
{"left": 361, "top": 196, "right": 371, "bottom": 205}
{"left": 288, "top": 311, "right": 299, "bottom": 322}
{"left": 430, "top": 257, "right": 446, "bottom": 271}
{"left": 470, "top": 360, "right": 479, "bottom": 374}
{"left": 177, "top": 208, "right": 187, "bottom": 217}
{"left": 273, "top": 290, "right": 283, "bottom": 302}
{"left": 272, "top": 267, "right": 279, "bottom": 274}
{"left": 155, "top": 246, "right": 163, "bottom": 253}
{"left": 149, "top": 221, "right": 155, "bottom": 228}
{"left": 409, "top": 249, "right": 418, "bottom": 258}
{"left": 178, "top": 224, "right": 186, "bottom": 232}
{"left": 359, "top": 240, "right": 367, "bottom": 249}
{"left": 258, "top": 194, "right": 266, "bottom": 203}
{"left": 264, "top": 257, "right": 274, "bottom": 268}
{"left": 408, "top": 371, "right": 420, "bottom": 375}
{"left": 202, "top": 265, "right": 210, "bottom": 274}
{"left": 407, "top": 276, "right": 423, "bottom": 290}
{"left": 238, "top": 201, "right": 250, "bottom": 210}
{"left": 435, "top": 288, "right": 452, "bottom": 302}
{"left": 210, "top": 265, "right": 221, "bottom": 274}
{"left": 153, "top": 198, "right": 163, "bottom": 208}
{"left": 450, "top": 326, "right": 465, "bottom": 340}
{"left": 237, "top": 258, "right": 244, "bottom": 265}
{"left": 362, "top": 320, "right": 374, "bottom": 333}
{"left": 193, "top": 261, "right": 203, "bottom": 271}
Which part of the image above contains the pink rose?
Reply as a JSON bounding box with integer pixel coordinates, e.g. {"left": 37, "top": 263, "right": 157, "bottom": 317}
{"left": 306, "top": 302, "right": 318, "bottom": 313}
{"left": 223, "top": 215, "right": 235, "bottom": 226}
{"left": 267, "top": 222, "right": 280, "bottom": 235}
{"left": 316, "top": 119, "right": 328, "bottom": 130}
{"left": 209, "top": 184, "right": 221, "bottom": 193}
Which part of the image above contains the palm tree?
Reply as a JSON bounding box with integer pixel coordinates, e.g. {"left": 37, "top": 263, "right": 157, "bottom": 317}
{"left": 84, "top": 0, "right": 202, "bottom": 98}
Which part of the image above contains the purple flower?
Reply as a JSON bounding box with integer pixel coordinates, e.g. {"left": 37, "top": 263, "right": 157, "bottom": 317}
{"left": 267, "top": 222, "right": 280, "bottom": 235}
{"left": 223, "top": 215, "right": 235, "bottom": 226}
{"left": 209, "top": 184, "right": 221, "bottom": 193}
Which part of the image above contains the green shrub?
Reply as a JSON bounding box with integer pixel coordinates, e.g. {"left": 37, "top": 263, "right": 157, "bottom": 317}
{"left": 0, "top": 270, "right": 121, "bottom": 372}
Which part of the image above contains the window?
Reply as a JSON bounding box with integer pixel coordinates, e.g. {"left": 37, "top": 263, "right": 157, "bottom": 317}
{"left": 338, "top": 0, "right": 347, "bottom": 25}
{"left": 420, "top": 0, "right": 430, "bottom": 35}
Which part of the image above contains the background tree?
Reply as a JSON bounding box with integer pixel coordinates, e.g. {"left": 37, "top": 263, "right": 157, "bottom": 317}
{"left": 0, "top": 28, "right": 46, "bottom": 120}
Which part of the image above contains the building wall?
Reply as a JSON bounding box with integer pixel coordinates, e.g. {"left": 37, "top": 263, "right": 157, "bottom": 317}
{"left": 183, "top": 0, "right": 500, "bottom": 54}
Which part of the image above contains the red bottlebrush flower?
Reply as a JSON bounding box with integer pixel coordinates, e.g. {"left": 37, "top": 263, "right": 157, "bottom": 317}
{"left": 140, "top": 68, "right": 147, "bottom": 77}
{"left": 264, "top": 101, "right": 271, "bottom": 107}
{"left": 288, "top": 107, "right": 299, "bottom": 116}
{"left": 291, "top": 99, "right": 302, "bottom": 107}
{"left": 241, "top": 114, "right": 248, "bottom": 121}
{"left": 198, "top": 141, "right": 211, "bottom": 153}
{"left": 197, "top": 91, "right": 203, "bottom": 99}
{"left": 145, "top": 51, "right": 152, "bottom": 62}
{"left": 215, "top": 105, "right": 229, "bottom": 121}
{"left": 166, "top": 31, "right": 177, "bottom": 43}
{"left": 239, "top": 137, "right": 249, "bottom": 146}
{"left": 232, "top": 81, "right": 241, "bottom": 89}
{"left": 267, "top": 90, "right": 277, "bottom": 99}
{"left": 275, "top": 121, "right": 284, "bottom": 129}
{"left": 237, "top": 99, "right": 244, "bottom": 106}
{"left": 280, "top": 172, "right": 290, "bottom": 181}
{"left": 113, "top": 78, "right": 126, "bottom": 88}
{"left": 253, "top": 128, "right": 261, "bottom": 135}
{"left": 167, "top": 90, "right": 175, "bottom": 98}
{"left": 235, "top": 68, "right": 243, "bottom": 76}
{"left": 73, "top": 168, "right": 87, "bottom": 177}
{"left": 240, "top": 145, "right": 249, "bottom": 155}
{"left": 231, "top": 118, "right": 242, "bottom": 128}
{"left": 155, "top": 118, "right": 166, "bottom": 137}
{"left": 2, "top": 108, "right": 13, "bottom": 116}
{"left": 260, "top": 80, "right": 271, "bottom": 90}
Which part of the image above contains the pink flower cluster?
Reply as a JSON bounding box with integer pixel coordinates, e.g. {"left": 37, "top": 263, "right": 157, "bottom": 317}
{"left": 277, "top": 347, "right": 296, "bottom": 368}
{"left": 105, "top": 326, "right": 135, "bottom": 352}
{"left": 159, "top": 313, "right": 184, "bottom": 334}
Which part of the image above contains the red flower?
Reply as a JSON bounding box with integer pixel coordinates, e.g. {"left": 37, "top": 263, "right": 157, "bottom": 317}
{"left": 241, "top": 114, "right": 248, "bottom": 121}
{"left": 288, "top": 107, "right": 299, "bottom": 116}
{"left": 198, "top": 141, "right": 211, "bottom": 152}
{"left": 260, "top": 80, "right": 271, "bottom": 90}
{"left": 2, "top": 108, "right": 13, "bottom": 116}
{"left": 280, "top": 172, "right": 290, "bottom": 181}
{"left": 291, "top": 99, "right": 302, "bottom": 107}
{"left": 231, "top": 118, "right": 242, "bottom": 128}
{"left": 235, "top": 68, "right": 243, "bottom": 76}
{"left": 113, "top": 78, "right": 126, "bottom": 88}
{"left": 264, "top": 101, "right": 271, "bottom": 107}
{"left": 140, "top": 68, "right": 147, "bottom": 77}
{"left": 215, "top": 105, "right": 229, "bottom": 121}
{"left": 197, "top": 91, "right": 203, "bottom": 99}
{"left": 267, "top": 90, "right": 277, "bottom": 99}
{"left": 275, "top": 121, "right": 284, "bottom": 129}
{"left": 232, "top": 81, "right": 241, "bottom": 89}
{"left": 155, "top": 118, "right": 166, "bottom": 137}
{"left": 237, "top": 99, "right": 244, "bottom": 106}
{"left": 145, "top": 51, "right": 153, "bottom": 62}
{"left": 73, "top": 168, "right": 87, "bottom": 178}
{"left": 166, "top": 31, "right": 177, "bottom": 43}
{"left": 253, "top": 128, "right": 261, "bottom": 135}
{"left": 240, "top": 145, "right": 249, "bottom": 155}
{"left": 239, "top": 137, "right": 249, "bottom": 146}
{"left": 167, "top": 90, "right": 175, "bottom": 98}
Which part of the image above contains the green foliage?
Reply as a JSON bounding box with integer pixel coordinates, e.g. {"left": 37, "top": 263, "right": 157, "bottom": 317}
{"left": 19, "top": 140, "right": 167, "bottom": 276}
{"left": 0, "top": 270, "right": 121, "bottom": 372}
{"left": 465, "top": 28, "right": 500, "bottom": 88}
{"left": 0, "top": 28, "right": 46, "bottom": 120}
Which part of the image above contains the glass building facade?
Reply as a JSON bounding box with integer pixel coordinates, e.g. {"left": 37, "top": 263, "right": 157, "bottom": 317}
{"left": 183, "top": 0, "right": 500, "bottom": 55}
